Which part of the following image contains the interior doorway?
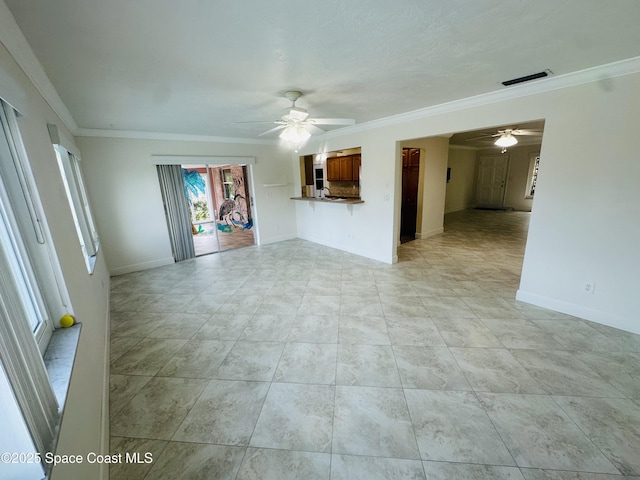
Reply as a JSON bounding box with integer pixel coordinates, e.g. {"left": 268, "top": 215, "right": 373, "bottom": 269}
{"left": 182, "top": 163, "right": 255, "bottom": 256}
{"left": 400, "top": 147, "right": 420, "bottom": 243}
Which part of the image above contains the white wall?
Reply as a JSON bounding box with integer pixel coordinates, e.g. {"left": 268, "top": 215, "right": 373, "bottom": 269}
{"left": 503, "top": 145, "right": 538, "bottom": 211}
{"left": 517, "top": 75, "right": 640, "bottom": 333}
{"left": 296, "top": 70, "right": 640, "bottom": 334}
{"left": 445, "top": 147, "right": 477, "bottom": 213}
{"left": 0, "top": 40, "right": 111, "bottom": 480}
{"left": 75, "top": 136, "right": 298, "bottom": 274}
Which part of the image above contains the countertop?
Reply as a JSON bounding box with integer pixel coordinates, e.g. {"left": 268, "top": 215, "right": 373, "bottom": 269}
{"left": 291, "top": 196, "right": 364, "bottom": 204}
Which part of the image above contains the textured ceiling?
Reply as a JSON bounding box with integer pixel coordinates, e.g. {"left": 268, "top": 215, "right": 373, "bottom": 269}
{"left": 5, "top": 0, "right": 640, "bottom": 138}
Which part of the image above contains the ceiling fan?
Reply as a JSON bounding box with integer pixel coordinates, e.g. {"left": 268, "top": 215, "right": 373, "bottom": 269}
{"left": 238, "top": 91, "right": 355, "bottom": 149}
{"left": 467, "top": 128, "right": 542, "bottom": 150}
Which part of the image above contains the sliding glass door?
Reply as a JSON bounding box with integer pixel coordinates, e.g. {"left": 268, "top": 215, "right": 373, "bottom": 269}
{"left": 183, "top": 163, "right": 255, "bottom": 256}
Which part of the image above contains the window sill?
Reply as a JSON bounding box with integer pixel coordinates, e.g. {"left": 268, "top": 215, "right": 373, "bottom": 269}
{"left": 43, "top": 323, "right": 81, "bottom": 409}
{"left": 86, "top": 242, "right": 99, "bottom": 274}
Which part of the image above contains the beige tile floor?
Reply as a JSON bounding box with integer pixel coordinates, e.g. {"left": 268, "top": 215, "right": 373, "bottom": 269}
{"left": 109, "top": 209, "right": 640, "bottom": 480}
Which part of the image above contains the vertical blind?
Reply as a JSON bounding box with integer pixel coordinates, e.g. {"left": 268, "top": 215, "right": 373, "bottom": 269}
{"left": 156, "top": 164, "right": 195, "bottom": 262}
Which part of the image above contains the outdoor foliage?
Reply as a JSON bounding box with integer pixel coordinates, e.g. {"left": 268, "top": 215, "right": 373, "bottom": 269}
{"left": 193, "top": 200, "right": 210, "bottom": 220}
{"left": 182, "top": 169, "right": 206, "bottom": 205}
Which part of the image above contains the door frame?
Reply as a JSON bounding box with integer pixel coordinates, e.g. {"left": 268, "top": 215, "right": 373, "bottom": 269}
{"left": 152, "top": 155, "right": 260, "bottom": 245}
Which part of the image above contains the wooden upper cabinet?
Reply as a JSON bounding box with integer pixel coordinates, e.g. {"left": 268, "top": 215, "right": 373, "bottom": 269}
{"left": 326, "top": 157, "right": 341, "bottom": 181}
{"left": 339, "top": 156, "right": 354, "bottom": 181}
{"left": 327, "top": 155, "right": 361, "bottom": 182}
{"left": 352, "top": 155, "right": 361, "bottom": 180}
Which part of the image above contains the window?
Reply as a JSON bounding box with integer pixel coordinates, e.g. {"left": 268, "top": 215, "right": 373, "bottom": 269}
{"left": 0, "top": 203, "right": 59, "bottom": 478}
{"left": 50, "top": 126, "right": 99, "bottom": 273}
{"left": 0, "top": 101, "right": 60, "bottom": 475}
{"left": 525, "top": 153, "right": 540, "bottom": 198}
{"left": 221, "top": 168, "right": 235, "bottom": 199}
{"left": 0, "top": 201, "right": 46, "bottom": 335}
{"left": 0, "top": 105, "right": 68, "bottom": 353}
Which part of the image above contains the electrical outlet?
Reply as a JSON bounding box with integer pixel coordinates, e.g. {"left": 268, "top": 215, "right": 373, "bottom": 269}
{"left": 583, "top": 282, "right": 596, "bottom": 295}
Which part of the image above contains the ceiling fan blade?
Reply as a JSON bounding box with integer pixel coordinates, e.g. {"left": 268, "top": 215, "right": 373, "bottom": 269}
{"left": 307, "top": 118, "right": 356, "bottom": 126}
{"left": 258, "top": 125, "right": 287, "bottom": 136}
{"left": 512, "top": 129, "right": 543, "bottom": 136}
{"left": 234, "top": 121, "right": 278, "bottom": 125}
{"left": 465, "top": 134, "right": 495, "bottom": 141}
{"left": 305, "top": 124, "right": 326, "bottom": 135}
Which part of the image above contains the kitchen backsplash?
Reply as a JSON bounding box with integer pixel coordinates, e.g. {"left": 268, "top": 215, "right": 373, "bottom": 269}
{"left": 327, "top": 180, "right": 360, "bottom": 198}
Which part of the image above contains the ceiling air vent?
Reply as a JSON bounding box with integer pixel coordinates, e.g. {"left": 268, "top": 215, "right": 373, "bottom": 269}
{"left": 502, "top": 70, "right": 552, "bottom": 86}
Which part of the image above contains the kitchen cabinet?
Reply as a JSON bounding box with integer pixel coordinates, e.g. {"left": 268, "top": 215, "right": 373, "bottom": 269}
{"left": 327, "top": 155, "right": 361, "bottom": 181}
{"left": 339, "top": 157, "right": 353, "bottom": 181}
{"left": 327, "top": 157, "right": 341, "bottom": 181}
{"left": 352, "top": 155, "right": 361, "bottom": 180}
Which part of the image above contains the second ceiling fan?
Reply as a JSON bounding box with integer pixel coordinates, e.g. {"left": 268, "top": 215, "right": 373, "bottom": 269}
{"left": 467, "top": 128, "right": 542, "bottom": 150}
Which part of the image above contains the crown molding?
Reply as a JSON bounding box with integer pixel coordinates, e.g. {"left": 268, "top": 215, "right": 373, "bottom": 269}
{"left": 0, "top": 1, "right": 77, "bottom": 132}
{"left": 318, "top": 55, "right": 640, "bottom": 140}
{"left": 75, "top": 128, "right": 277, "bottom": 145}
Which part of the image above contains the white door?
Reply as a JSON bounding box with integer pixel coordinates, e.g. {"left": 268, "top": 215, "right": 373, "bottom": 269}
{"left": 475, "top": 155, "right": 509, "bottom": 209}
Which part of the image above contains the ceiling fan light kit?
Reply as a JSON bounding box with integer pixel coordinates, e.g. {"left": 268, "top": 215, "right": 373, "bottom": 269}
{"left": 495, "top": 133, "right": 518, "bottom": 147}
{"left": 279, "top": 124, "right": 312, "bottom": 148}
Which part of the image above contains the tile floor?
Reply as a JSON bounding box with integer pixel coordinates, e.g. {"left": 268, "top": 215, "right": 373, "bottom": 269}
{"left": 109, "top": 209, "right": 640, "bottom": 480}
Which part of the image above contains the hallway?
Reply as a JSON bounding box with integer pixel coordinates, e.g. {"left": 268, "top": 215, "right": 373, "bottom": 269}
{"left": 108, "top": 209, "right": 640, "bottom": 479}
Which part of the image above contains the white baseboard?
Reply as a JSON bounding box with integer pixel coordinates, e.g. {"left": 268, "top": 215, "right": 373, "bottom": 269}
{"left": 516, "top": 290, "right": 639, "bottom": 335}
{"left": 99, "top": 302, "right": 110, "bottom": 480}
{"left": 109, "top": 257, "right": 175, "bottom": 276}
{"left": 257, "top": 233, "right": 297, "bottom": 245}
{"left": 416, "top": 227, "right": 444, "bottom": 239}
